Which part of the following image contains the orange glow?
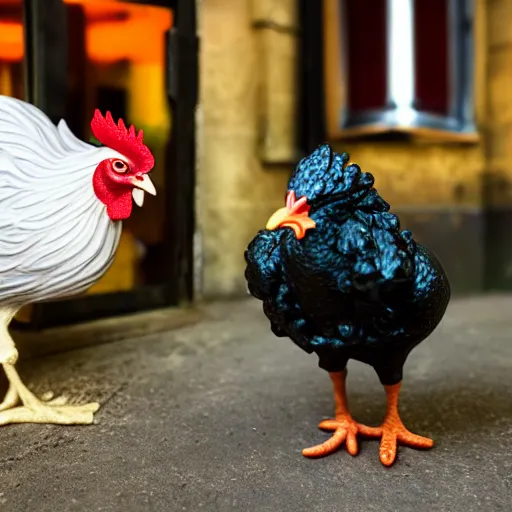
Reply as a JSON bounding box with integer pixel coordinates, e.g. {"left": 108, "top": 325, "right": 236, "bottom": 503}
{"left": 0, "top": 1, "right": 173, "bottom": 64}
{"left": 0, "top": 22, "right": 23, "bottom": 62}
{"left": 0, "top": 0, "right": 23, "bottom": 61}
{"left": 64, "top": 0, "right": 173, "bottom": 65}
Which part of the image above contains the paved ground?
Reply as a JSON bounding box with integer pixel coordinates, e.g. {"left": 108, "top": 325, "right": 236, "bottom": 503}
{"left": 0, "top": 295, "right": 511, "bottom": 511}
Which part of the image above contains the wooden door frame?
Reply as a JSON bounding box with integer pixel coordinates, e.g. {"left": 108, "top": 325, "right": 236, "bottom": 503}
{"left": 297, "top": 0, "right": 326, "bottom": 154}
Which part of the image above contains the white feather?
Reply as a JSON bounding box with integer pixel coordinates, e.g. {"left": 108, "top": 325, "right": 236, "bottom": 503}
{"left": 0, "top": 95, "right": 125, "bottom": 306}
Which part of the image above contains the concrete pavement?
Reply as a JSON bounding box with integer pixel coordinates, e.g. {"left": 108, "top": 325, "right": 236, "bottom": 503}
{"left": 0, "top": 295, "right": 511, "bottom": 511}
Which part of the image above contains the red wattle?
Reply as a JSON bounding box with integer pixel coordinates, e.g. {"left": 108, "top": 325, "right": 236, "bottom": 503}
{"left": 93, "top": 163, "right": 133, "bottom": 221}
{"left": 106, "top": 193, "right": 133, "bottom": 221}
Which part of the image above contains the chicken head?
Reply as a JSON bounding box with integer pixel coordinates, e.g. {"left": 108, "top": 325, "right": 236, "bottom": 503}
{"left": 91, "top": 110, "right": 156, "bottom": 221}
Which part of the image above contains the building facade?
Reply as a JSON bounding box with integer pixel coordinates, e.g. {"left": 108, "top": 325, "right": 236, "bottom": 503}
{"left": 0, "top": 0, "right": 510, "bottom": 335}
{"left": 199, "top": 0, "right": 510, "bottom": 298}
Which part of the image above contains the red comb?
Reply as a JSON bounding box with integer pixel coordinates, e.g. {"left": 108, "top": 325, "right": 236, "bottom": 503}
{"left": 90, "top": 110, "right": 155, "bottom": 171}
{"left": 285, "top": 191, "right": 311, "bottom": 215}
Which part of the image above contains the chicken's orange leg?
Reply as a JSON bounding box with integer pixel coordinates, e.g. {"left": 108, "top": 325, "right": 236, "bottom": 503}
{"left": 363, "top": 382, "right": 434, "bottom": 466}
{"left": 302, "top": 370, "right": 376, "bottom": 458}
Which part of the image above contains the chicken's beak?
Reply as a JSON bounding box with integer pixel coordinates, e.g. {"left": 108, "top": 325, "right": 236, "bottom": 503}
{"left": 131, "top": 175, "right": 157, "bottom": 207}
{"left": 265, "top": 206, "right": 316, "bottom": 240}
{"left": 266, "top": 207, "right": 290, "bottom": 231}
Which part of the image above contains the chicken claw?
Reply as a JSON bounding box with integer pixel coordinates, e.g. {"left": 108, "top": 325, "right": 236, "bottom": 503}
{"left": 0, "top": 363, "right": 99, "bottom": 426}
{"left": 301, "top": 374, "right": 433, "bottom": 466}
{"left": 302, "top": 414, "right": 376, "bottom": 457}
{"left": 364, "top": 382, "right": 434, "bottom": 466}
{"left": 363, "top": 417, "right": 434, "bottom": 467}
{"left": 0, "top": 386, "right": 69, "bottom": 412}
{"left": 303, "top": 370, "right": 377, "bottom": 458}
{"left": 0, "top": 402, "right": 99, "bottom": 426}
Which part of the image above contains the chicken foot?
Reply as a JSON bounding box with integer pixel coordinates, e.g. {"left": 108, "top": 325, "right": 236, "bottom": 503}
{"left": 302, "top": 370, "right": 376, "bottom": 458}
{"left": 0, "top": 363, "right": 99, "bottom": 425}
{"left": 357, "top": 382, "right": 434, "bottom": 467}
{"left": 0, "top": 382, "right": 69, "bottom": 412}
{"left": 0, "top": 310, "right": 99, "bottom": 425}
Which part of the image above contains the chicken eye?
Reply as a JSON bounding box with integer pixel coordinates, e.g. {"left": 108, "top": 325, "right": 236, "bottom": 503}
{"left": 112, "top": 159, "right": 129, "bottom": 173}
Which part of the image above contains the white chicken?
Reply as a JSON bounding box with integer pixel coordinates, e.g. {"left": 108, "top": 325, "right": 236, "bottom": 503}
{"left": 0, "top": 95, "right": 156, "bottom": 426}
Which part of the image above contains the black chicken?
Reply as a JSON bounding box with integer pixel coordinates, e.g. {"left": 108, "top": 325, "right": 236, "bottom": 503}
{"left": 244, "top": 144, "right": 450, "bottom": 466}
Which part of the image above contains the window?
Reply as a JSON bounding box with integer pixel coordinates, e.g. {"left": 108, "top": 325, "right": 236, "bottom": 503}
{"left": 345, "top": 0, "right": 387, "bottom": 114}
{"left": 322, "top": 0, "right": 477, "bottom": 140}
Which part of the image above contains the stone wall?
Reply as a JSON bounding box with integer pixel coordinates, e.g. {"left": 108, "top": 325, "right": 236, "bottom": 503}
{"left": 198, "top": 0, "right": 297, "bottom": 298}
{"left": 482, "top": 0, "right": 512, "bottom": 289}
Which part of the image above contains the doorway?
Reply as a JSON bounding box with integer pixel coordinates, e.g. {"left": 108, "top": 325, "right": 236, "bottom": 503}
{"left": 5, "top": 0, "right": 197, "bottom": 329}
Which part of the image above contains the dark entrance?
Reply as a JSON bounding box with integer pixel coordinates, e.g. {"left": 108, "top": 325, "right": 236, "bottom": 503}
{"left": 11, "top": 0, "right": 197, "bottom": 329}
